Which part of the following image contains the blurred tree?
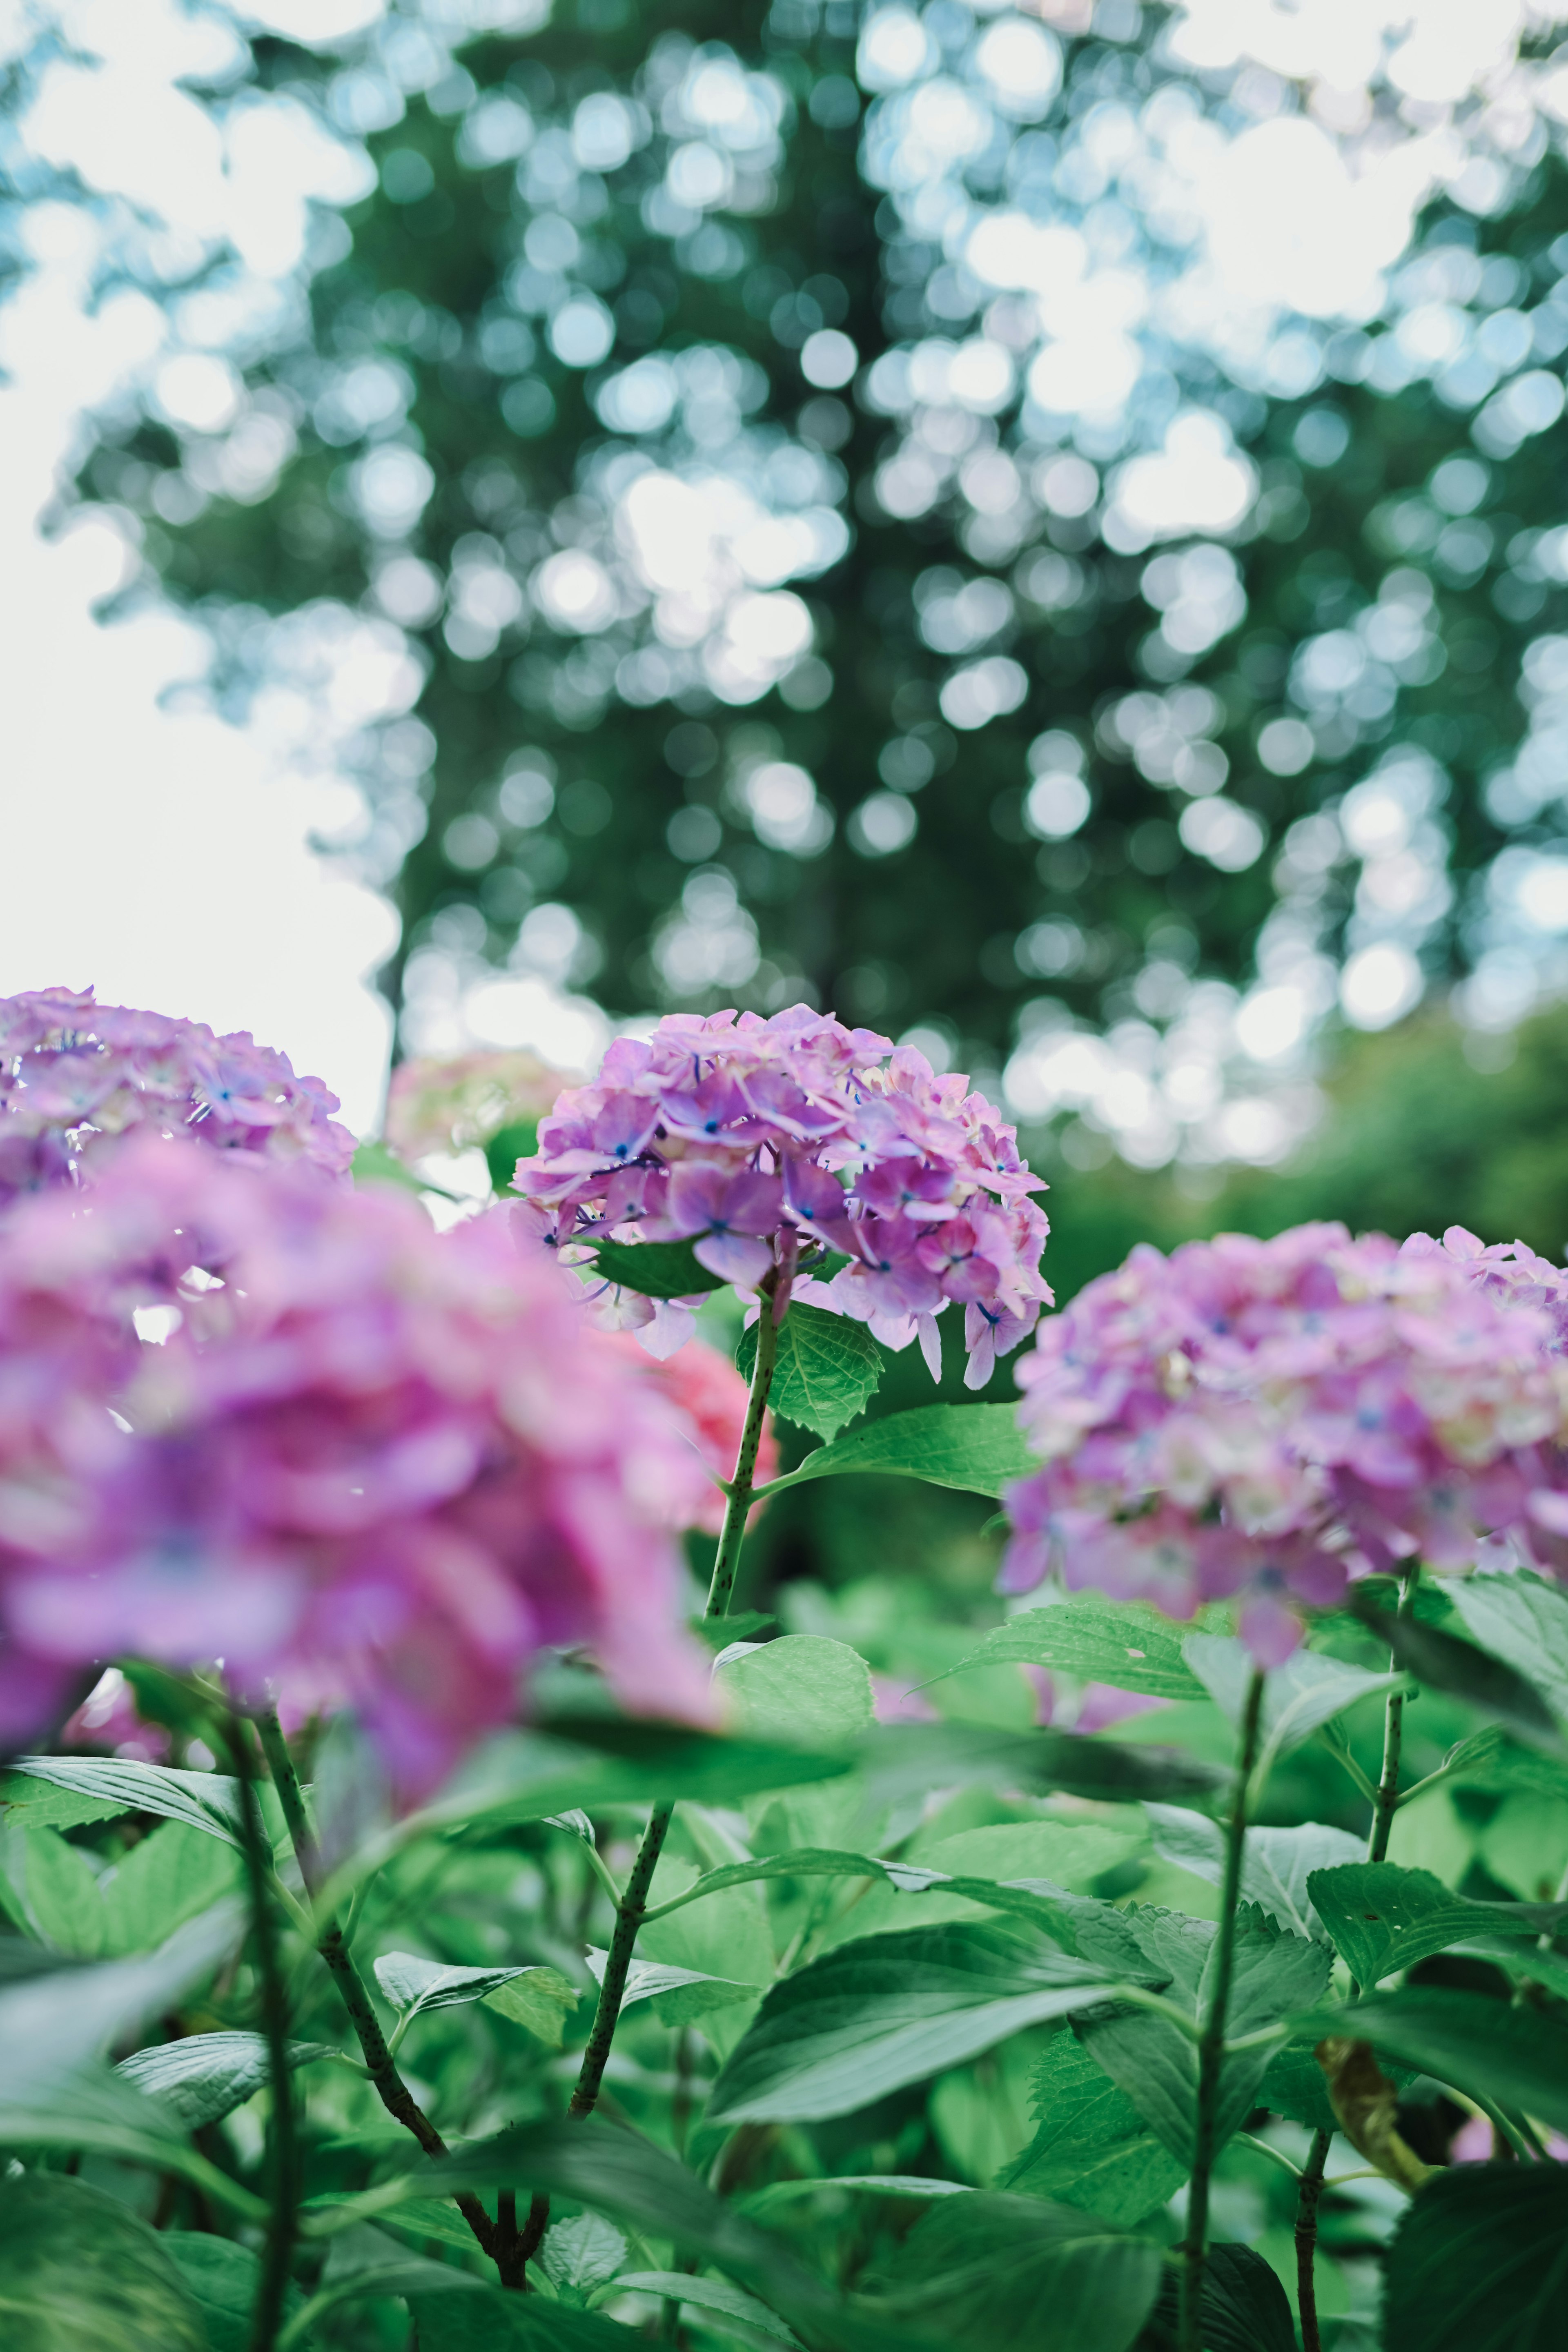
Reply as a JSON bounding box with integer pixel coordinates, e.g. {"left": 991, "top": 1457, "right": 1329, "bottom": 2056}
{"left": 49, "top": 0, "right": 1568, "bottom": 1143}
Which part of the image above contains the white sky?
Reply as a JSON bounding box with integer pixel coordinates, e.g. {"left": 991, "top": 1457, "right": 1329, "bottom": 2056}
{"left": 0, "top": 0, "right": 1555, "bottom": 1140}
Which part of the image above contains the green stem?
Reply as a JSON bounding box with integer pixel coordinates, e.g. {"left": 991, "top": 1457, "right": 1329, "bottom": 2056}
{"left": 512, "top": 1283, "right": 786, "bottom": 2274}
{"left": 232, "top": 1714, "right": 299, "bottom": 2352}
{"left": 1294, "top": 2126, "right": 1330, "bottom": 2352}
{"left": 254, "top": 1706, "right": 500, "bottom": 2272}
{"left": 1180, "top": 1664, "right": 1267, "bottom": 2352}
{"left": 1368, "top": 1565, "right": 1418, "bottom": 1867}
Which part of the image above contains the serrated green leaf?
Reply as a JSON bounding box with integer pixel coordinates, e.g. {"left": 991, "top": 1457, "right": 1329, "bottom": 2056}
{"left": 0, "top": 1771, "right": 134, "bottom": 1832}
{"left": 0, "top": 2172, "right": 207, "bottom": 2352}
{"left": 541, "top": 2214, "right": 627, "bottom": 2296}
{"left": 1306, "top": 1861, "right": 1568, "bottom": 1987}
{"left": 707, "top": 1922, "right": 1129, "bottom": 2124}
{"left": 936, "top": 1602, "right": 1206, "bottom": 1701}
{"left": 1080, "top": 1905, "right": 1330, "bottom": 2167}
{"left": 715, "top": 1635, "right": 875, "bottom": 1750}
{"left": 117, "top": 2031, "right": 340, "bottom": 2129}
{"left": 4, "top": 1756, "right": 248, "bottom": 1849}
{"left": 1145, "top": 1808, "right": 1363, "bottom": 1941}
{"left": 1444, "top": 1570, "right": 1568, "bottom": 1723}
{"left": 1293, "top": 1986, "right": 1568, "bottom": 2136}
{"left": 737, "top": 1303, "right": 881, "bottom": 1441}
{"left": 761, "top": 1403, "right": 1033, "bottom": 1501}
{"left": 1001, "top": 2029, "right": 1188, "bottom": 2225}
{"left": 864, "top": 2192, "right": 1162, "bottom": 2352}
{"left": 588, "top": 1237, "right": 728, "bottom": 1299}
{"left": 1382, "top": 2163, "right": 1568, "bottom": 2352}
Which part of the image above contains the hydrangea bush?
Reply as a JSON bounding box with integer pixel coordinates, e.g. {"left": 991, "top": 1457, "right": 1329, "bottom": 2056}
{"left": 1, "top": 992, "right": 1567, "bottom": 2352}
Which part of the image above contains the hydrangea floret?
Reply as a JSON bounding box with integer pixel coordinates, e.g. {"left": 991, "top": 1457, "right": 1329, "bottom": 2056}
{"left": 0, "top": 1135, "right": 712, "bottom": 1795}
{"left": 1002, "top": 1221, "right": 1568, "bottom": 1662}
{"left": 0, "top": 985, "right": 354, "bottom": 1203}
{"left": 513, "top": 1005, "right": 1051, "bottom": 1386}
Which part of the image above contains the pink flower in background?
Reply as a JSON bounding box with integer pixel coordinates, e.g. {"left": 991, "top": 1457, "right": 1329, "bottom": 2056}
{"left": 0, "top": 1135, "right": 713, "bottom": 1797}
{"left": 383, "top": 1048, "right": 573, "bottom": 1161}
{"left": 0, "top": 987, "right": 354, "bottom": 1204}
{"left": 515, "top": 1004, "right": 1051, "bottom": 1387}
{"left": 598, "top": 1330, "right": 780, "bottom": 1534}
{"left": 1003, "top": 1222, "right": 1566, "bottom": 1660}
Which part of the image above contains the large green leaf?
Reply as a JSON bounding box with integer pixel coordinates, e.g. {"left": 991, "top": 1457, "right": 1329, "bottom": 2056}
{"left": 117, "top": 2031, "right": 341, "bottom": 2130}
{"left": 1383, "top": 2163, "right": 1568, "bottom": 2352}
{"left": 162, "top": 2236, "right": 311, "bottom": 2352}
{"left": 588, "top": 1236, "right": 729, "bottom": 1298}
{"left": 1443, "top": 1571, "right": 1568, "bottom": 1723}
{"left": 1183, "top": 1636, "right": 1403, "bottom": 1766}
{"left": 1080, "top": 1906, "right": 1330, "bottom": 2167}
{"left": 0, "top": 2171, "right": 206, "bottom": 2351}
{"left": 815, "top": 1819, "right": 1142, "bottom": 1950}
{"left": 3, "top": 1757, "right": 248, "bottom": 1849}
{"left": 586, "top": 1945, "right": 760, "bottom": 2027}
{"left": 281, "top": 2225, "right": 488, "bottom": 2347}
{"left": 737, "top": 1303, "right": 881, "bottom": 1441}
{"left": 706, "top": 1922, "right": 1130, "bottom": 2124}
{"left": 714, "top": 1636, "right": 875, "bottom": 1750}
{"left": 858, "top": 1721, "right": 1228, "bottom": 1811}
{"left": 0, "top": 1823, "right": 109, "bottom": 1955}
{"left": 1353, "top": 1605, "right": 1564, "bottom": 1752}
{"left": 374, "top": 1950, "right": 579, "bottom": 2045}
{"left": 1000, "top": 2029, "right": 1188, "bottom": 2225}
{"left": 935, "top": 1602, "right": 1207, "bottom": 1701}
{"left": 0, "top": 1902, "right": 243, "bottom": 2106}
{"left": 760, "top": 1404, "right": 1034, "bottom": 1501}
{"left": 0, "top": 1772, "right": 134, "bottom": 1833}
{"left": 1145, "top": 1808, "right": 1364, "bottom": 1941}
{"left": 1295, "top": 1987, "right": 1568, "bottom": 2136}
{"left": 1306, "top": 1862, "right": 1568, "bottom": 1987}
{"left": 98, "top": 1821, "right": 245, "bottom": 1956}
{"left": 1134, "top": 2243, "right": 1296, "bottom": 2352}
{"left": 863, "top": 2193, "right": 1162, "bottom": 2352}
{"left": 410, "top": 2293, "right": 643, "bottom": 2350}
{"left": 615, "top": 2274, "right": 802, "bottom": 2349}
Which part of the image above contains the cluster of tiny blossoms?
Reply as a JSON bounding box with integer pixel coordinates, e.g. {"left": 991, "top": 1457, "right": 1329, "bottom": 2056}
{"left": 514, "top": 1006, "right": 1051, "bottom": 1387}
{"left": 1002, "top": 1222, "right": 1568, "bottom": 1662}
{"left": 0, "top": 1136, "right": 713, "bottom": 1796}
{"left": 0, "top": 987, "right": 354, "bottom": 1205}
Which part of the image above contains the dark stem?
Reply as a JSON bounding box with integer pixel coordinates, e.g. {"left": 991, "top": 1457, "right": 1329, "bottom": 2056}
{"left": 1368, "top": 1564, "right": 1418, "bottom": 1868}
{"left": 1294, "top": 2126, "right": 1330, "bottom": 2352}
{"left": 521, "top": 1282, "right": 786, "bottom": 2258}
{"left": 232, "top": 1713, "right": 299, "bottom": 2352}
{"left": 254, "top": 1705, "right": 500, "bottom": 2270}
{"left": 1180, "top": 1664, "right": 1267, "bottom": 2352}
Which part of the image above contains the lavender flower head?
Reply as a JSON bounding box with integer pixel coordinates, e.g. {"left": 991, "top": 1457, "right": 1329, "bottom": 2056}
{"left": 1002, "top": 1222, "right": 1567, "bottom": 1663}
{"left": 0, "top": 986, "right": 354, "bottom": 1204}
{"left": 512, "top": 1005, "right": 1051, "bottom": 1386}
{"left": 0, "top": 1134, "right": 713, "bottom": 1797}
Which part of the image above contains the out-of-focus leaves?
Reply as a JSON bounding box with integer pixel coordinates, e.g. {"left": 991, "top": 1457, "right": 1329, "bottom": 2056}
{"left": 614, "top": 2273, "right": 802, "bottom": 2348}
{"left": 0, "top": 2172, "right": 207, "bottom": 2352}
{"left": 1134, "top": 2243, "right": 1296, "bottom": 2352}
{"left": 1294, "top": 1987, "right": 1568, "bottom": 2134}
{"left": 163, "top": 2235, "right": 312, "bottom": 2352}
{"left": 936, "top": 1603, "right": 1205, "bottom": 1700}
{"left": 715, "top": 1635, "right": 875, "bottom": 1749}
{"left": 1350, "top": 1604, "right": 1564, "bottom": 1752}
{"left": 1184, "top": 1637, "right": 1403, "bottom": 1766}
{"left": 862, "top": 2192, "right": 1162, "bottom": 2352}
{"left": 1145, "top": 1807, "right": 1363, "bottom": 1940}
{"left": 586, "top": 1944, "right": 760, "bottom": 2027}
{"left": 1444, "top": 1571, "right": 1568, "bottom": 1723}
{"left": 1383, "top": 2163, "right": 1568, "bottom": 2352}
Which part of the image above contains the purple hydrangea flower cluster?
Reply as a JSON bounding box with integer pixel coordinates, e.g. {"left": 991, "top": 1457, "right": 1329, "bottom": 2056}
{"left": 1002, "top": 1222, "right": 1568, "bottom": 1662}
{"left": 0, "top": 1134, "right": 712, "bottom": 1797}
{"left": 0, "top": 986, "right": 354, "bottom": 1205}
{"left": 513, "top": 1005, "right": 1051, "bottom": 1386}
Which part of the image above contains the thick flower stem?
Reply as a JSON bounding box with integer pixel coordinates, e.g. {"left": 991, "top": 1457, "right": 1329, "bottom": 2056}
{"left": 511, "top": 1287, "right": 785, "bottom": 2278}
{"left": 1180, "top": 1664, "right": 1267, "bottom": 2352}
{"left": 232, "top": 1714, "right": 301, "bottom": 2352}
{"left": 254, "top": 1706, "right": 500, "bottom": 2270}
{"left": 1294, "top": 2126, "right": 1331, "bottom": 2352}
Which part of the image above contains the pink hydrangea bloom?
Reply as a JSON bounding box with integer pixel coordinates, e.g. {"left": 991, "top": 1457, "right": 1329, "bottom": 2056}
{"left": 514, "top": 1006, "right": 1051, "bottom": 1387}
{"left": 0, "top": 1136, "right": 713, "bottom": 1796}
{"left": 0, "top": 987, "right": 354, "bottom": 1204}
{"left": 1002, "top": 1223, "right": 1566, "bottom": 1661}
{"left": 597, "top": 1331, "right": 780, "bottom": 1535}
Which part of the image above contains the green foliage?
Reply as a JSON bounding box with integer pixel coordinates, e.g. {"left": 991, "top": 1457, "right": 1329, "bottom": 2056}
{"left": 1144, "top": 1809, "right": 1363, "bottom": 1942}
{"left": 1383, "top": 2165, "right": 1568, "bottom": 2352}
{"left": 117, "top": 2031, "right": 339, "bottom": 2130}
{"left": 864, "top": 2192, "right": 1163, "bottom": 2352}
{"left": 1001, "top": 2029, "right": 1187, "bottom": 2226}
{"left": 1306, "top": 1861, "right": 1568, "bottom": 1987}
{"left": 588, "top": 1237, "right": 729, "bottom": 1298}
{"left": 942, "top": 1601, "right": 1207, "bottom": 1700}
{"left": 765, "top": 1403, "right": 1036, "bottom": 1500}
{"left": 738, "top": 1303, "right": 882, "bottom": 1441}
{"left": 1135, "top": 2243, "right": 1297, "bottom": 2352}
{"left": 162, "top": 2236, "right": 308, "bottom": 2352}
{"left": 0, "top": 2172, "right": 206, "bottom": 2351}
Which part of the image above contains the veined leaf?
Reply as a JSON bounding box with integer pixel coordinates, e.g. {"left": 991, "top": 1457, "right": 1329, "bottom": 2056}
{"left": 586, "top": 1945, "right": 760, "bottom": 2027}
{"left": 1444, "top": 1570, "right": 1568, "bottom": 1724}
{"left": 0, "top": 2172, "right": 207, "bottom": 2352}
{"left": 737, "top": 1303, "right": 881, "bottom": 1441}
{"left": 862, "top": 2192, "right": 1162, "bottom": 2352}
{"left": 1080, "top": 1905, "right": 1330, "bottom": 2168}
{"left": 1383, "top": 2162, "right": 1568, "bottom": 2352}
{"left": 486, "top": 1969, "right": 582, "bottom": 2048}
{"left": 1433, "top": 1725, "right": 1568, "bottom": 1802}
{"left": 540, "top": 2214, "right": 627, "bottom": 2297}
{"left": 4, "top": 1756, "right": 250, "bottom": 1849}
{"left": 715, "top": 1636, "right": 875, "bottom": 1750}
{"left": 588, "top": 1237, "right": 728, "bottom": 1299}
{"left": 1000, "top": 2029, "right": 1187, "bottom": 2225}
{"left": 760, "top": 1404, "right": 1034, "bottom": 1502}
{"left": 1352, "top": 1604, "right": 1564, "bottom": 1753}
{"left": 117, "top": 2031, "right": 342, "bottom": 2130}
{"left": 706, "top": 1922, "right": 1131, "bottom": 2125}
{"left": 1134, "top": 2242, "right": 1296, "bottom": 2352}
{"left": 1294, "top": 1987, "right": 1568, "bottom": 2136}
{"left": 374, "top": 1951, "right": 579, "bottom": 2048}
{"left": 1306, "top": 1861, "right": 1568, "bottom": 1987}
{"left": 162, "top": 2236, "right": 311, "bottom": 2352}
{"left": 0, "top": 1770, "right": 136, "bottom": 1833}
{"left": 615, "top": 2273, "right": 802, "bottom": 2349}
{"left": 933, "top": 1602, "right": 1206, "bottom": 1702}
{"left": 1184, "top": 1636, "right": 1403, "bottom": 1769}
{"left": 1145, "top": 1808, "right": 1364, "bottom": 1942}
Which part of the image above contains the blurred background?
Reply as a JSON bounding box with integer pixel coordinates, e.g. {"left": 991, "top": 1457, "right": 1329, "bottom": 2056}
{"left": 9, "top": 0, "right": 1568, "bottom": 1615}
